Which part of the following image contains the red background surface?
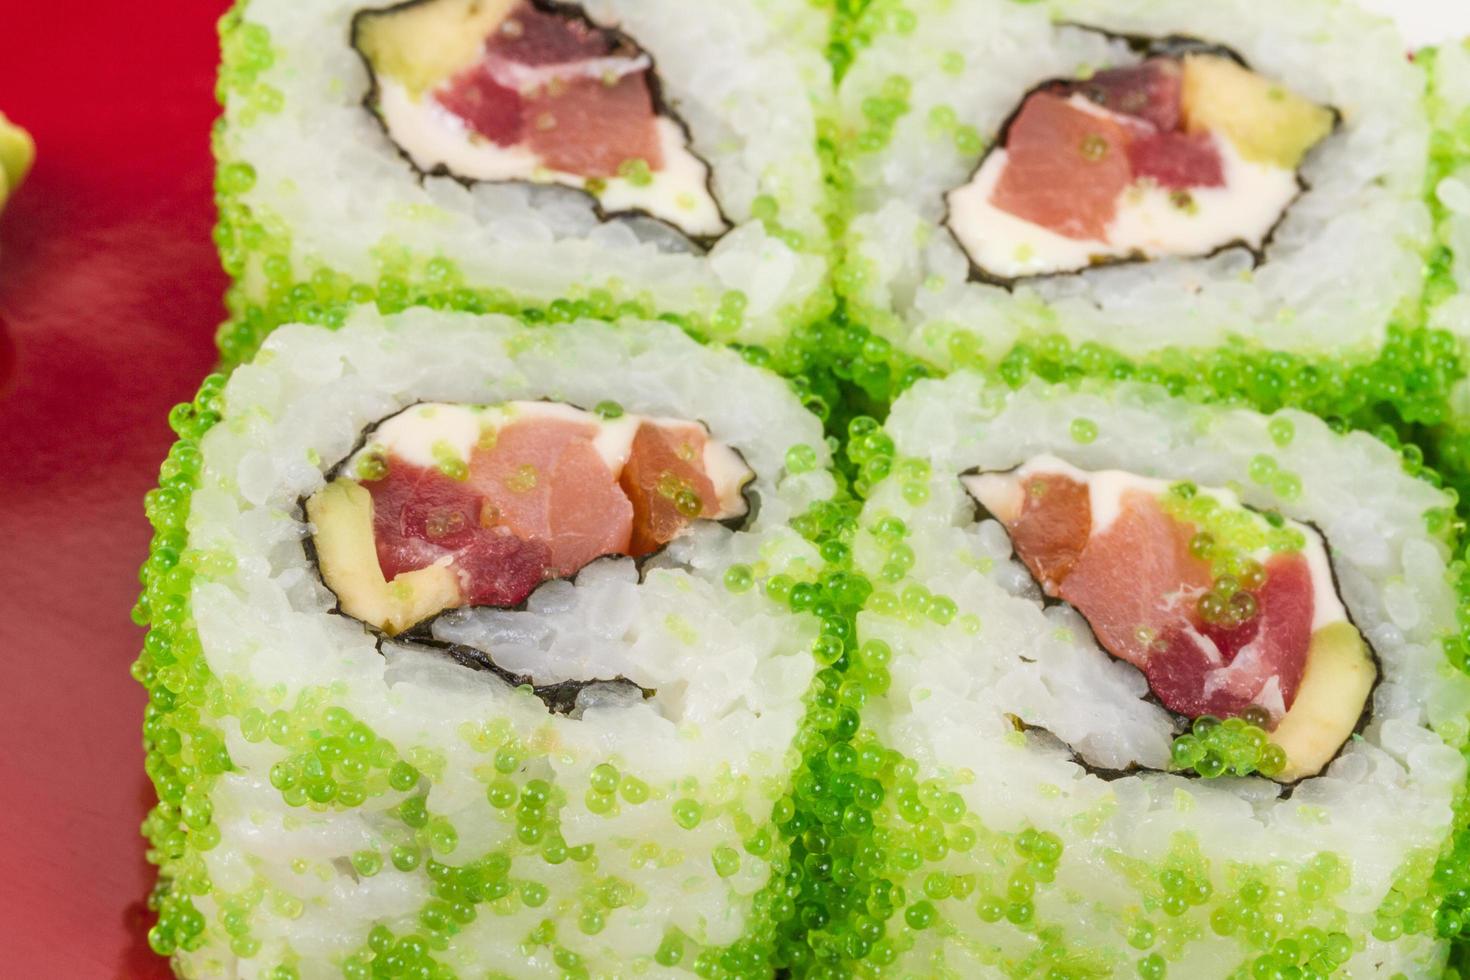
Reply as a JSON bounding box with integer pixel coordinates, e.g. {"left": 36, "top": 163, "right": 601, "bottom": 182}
{"left": 0, "top": 2, "right": 230, "bottom": 975}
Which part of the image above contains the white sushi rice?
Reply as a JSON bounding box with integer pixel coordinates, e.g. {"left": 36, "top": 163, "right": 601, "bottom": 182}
{"left": 222, "top": 0, "right": 832, "bottom": 343}
{"left": 173, "top": 307, "right": 835, "bottom": 978}
{"left": 854, "top": 375, "right": 1470, "bottom": 976}
{"left": 1362, "top": 0, "right": 1470, "bottom": 51}
{"left": 839, "top": 0, "right": 1433, "bottom": 364}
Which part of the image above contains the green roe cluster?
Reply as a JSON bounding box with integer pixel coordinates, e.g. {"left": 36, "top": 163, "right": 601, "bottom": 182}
{"left": 1168, "top": 714, "right": 1287, "bottom": 781}
{"left": 136, "top": 375, "right": 231, "bottom": 959}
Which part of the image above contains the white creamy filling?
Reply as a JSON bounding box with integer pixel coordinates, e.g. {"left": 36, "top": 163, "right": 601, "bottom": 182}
{"left": 589, "top": 415, "right": 642, "bottom": 472}
{"left": 945, "top": 97, "right": 1300, "bottom": 279}
{"left": 349, "top": 401, "right": 751, "bottom": 519}
{"left": 366, "top": 403, "right": 483, "bottom": 469}
{"left": 379, "top": 79, "right": 728, "bottom": 238}
{"left": 962, "top": 454, "right": 1349, "bottom": 633}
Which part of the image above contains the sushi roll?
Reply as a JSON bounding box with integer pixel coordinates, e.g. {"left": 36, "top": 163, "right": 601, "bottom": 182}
{"left": 134, "top": 307, "right": 838, "bottom": 976}
{"left": 826, "top": 375, "right": 1470, "bottom": 975}
{"left": 212, "top": 0, "right": 833, "bottom": 363}
{"left": 837, "top": 0, "right": 1437, "bottom": 370}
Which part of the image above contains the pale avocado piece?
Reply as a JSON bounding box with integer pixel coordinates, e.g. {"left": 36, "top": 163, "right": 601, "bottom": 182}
{"left": 0, "top": 111, "right": 34, "bottom": 207}
{"left": 1269, "top": 621, "right": 1376, "bottom": 782}
{"left": 306, "top": 479, "right": 462, "bottom": 635}
{"left": 1181, "top": 54, "right": 1336, "bottom": 170}
{"left": 355, "top": 0, "right": 518, "bottom": 98}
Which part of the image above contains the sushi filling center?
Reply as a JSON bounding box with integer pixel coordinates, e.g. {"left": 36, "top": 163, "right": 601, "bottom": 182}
{"left": 353, "top": 0, "right": 730, "bottom": 239}
{"left": 964, "top": 456, "right": 1374, "bottom": 782}
{"left": 307, "top": 401, "right": 753, "bottom": 637}
{"left": 945, "top": 38, "right": 1337, "bottom": 281}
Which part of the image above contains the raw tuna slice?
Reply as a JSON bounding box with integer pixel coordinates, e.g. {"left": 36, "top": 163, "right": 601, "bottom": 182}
{"left": 989, "top": 93, "right": 1133, "bottom": 241}
{"left": 1206, "top": 554, "right": 1311, "bottom": 705}
{"left": 452, "top": 529, "right": 553, "bottom": 607}
{"left": 1056, "top": 487, "right": 1213, "bottom": 669}
{"left": 363, "top": 460, "right": 550, "bottom": 606}
{"left": 1127, "top": 130, "right": 1224, "bottom": 190}
{"left": 485, "top": 2, "right": 613, "bottom": 66}
{"left": 436, "top": 64, "right": 525, "bottom": 146}
{"left": 1145, "top": 553, "right": 1313, "bottom": 718}
{"left": 436, "top": 0, "right": 661, "bottom": 175}
{"left": 524, "top": 74, "right": 663, "bottom": 177}
{"left": 474, "top": 416, "right": 634, "bottom": 574}
{"left": 365, "top": 460, "right": 482, "bottom": 579}
{"left": 1059, "top": 59, "right": 1183, "bottom": 132}
{"left": 620, "top": 422, "right": 718, "bottom": 556}
{"left": 998, "top": 471, "right": 1092, "bottom": 593}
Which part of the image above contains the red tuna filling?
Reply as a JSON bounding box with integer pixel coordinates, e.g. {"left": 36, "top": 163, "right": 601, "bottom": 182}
{"left": 435, "top": 65, "right": 526, "bottom": 147}
{"left": 364, "top": 460, "right": 552, "bottom": 606}
{"left": 1128, "top": 131, "right": 1224, "bottom": 191}
{"left": 435, "top": 64, "right": 529, "bottom": 148}
{"left": 619, "top": 421, "right": 719, "bottom": 557}
{"left": 1144, "top": 552, "right": 1312, "bottom": 718}
{"left": 1004, "top": 473, "right": 1312, "bottom": 723}
{"left": 992, "top": 60, "right": 1225, "bottom": 239}
{"left": 525, "top": 74, "right": 662, "bottom": 177}
{"left": 1052, "top": 58, "right": 1182, "bottom": 132}
{"left": 434, "top": 1, "right": 662, "bottom": 176}
{"left": 990, "top": 93, "right": 1134, "bottom": 241}
{"left": 486, "top": 2, "right": 612, "bottom": 66}
{"left": 470, "top": 416, "right": 633, "bottom": 576}
{"left": 361, "top": 415, "right": 726, "bottom": 608}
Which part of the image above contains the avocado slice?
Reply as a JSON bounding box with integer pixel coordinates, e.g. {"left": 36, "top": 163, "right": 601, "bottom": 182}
{"left": 354, "top": 0, "right": 518, "bottom": 98}
{"left": 1180, "top": 54, "right": 1336, "bottom": 170}
{"left": 1269, "top": 621, "right": 1376, "bottom": 782}
{"left": 306, "top": 479, "right": 462, "bottom": 635}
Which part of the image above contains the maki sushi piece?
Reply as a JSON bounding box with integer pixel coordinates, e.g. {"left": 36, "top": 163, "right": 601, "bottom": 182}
{"left": 134, "top": 308, "right": 837, "bottom": 975}
{"left": 835, "top": 376, "right": 1470, "bottom": 975}
{"left": 837, "top": 0, "right": 1436, "bottom": 365}
{"left": 213, "top": 0, "right": 833, "bottom": 362}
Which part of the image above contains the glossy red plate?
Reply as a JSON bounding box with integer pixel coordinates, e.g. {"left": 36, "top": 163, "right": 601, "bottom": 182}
{"left": 0, "top": 2, "right": 229, "bottom": 975}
